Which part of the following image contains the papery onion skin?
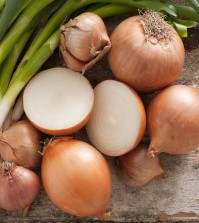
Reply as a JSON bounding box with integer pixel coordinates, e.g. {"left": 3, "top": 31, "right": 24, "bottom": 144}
{"left": 147, "top": 84, "right": 199, "bottom": 156}
{"left": 108, "top": 15, "right": 185, "bottom": 93}
{"left": 41, "top": 138, "right": 112, "bottom": 219}
{"left": 0, "top": 120, "right": 42, "bottom": 169}
{"left": 117, "top": 142, "right": 166, "bottom": 188}
{"left": 60, "top": 12, "right": 111, "bottom": 73}
{"left": 0, "top": 163, "right": 40, "bottom": 216}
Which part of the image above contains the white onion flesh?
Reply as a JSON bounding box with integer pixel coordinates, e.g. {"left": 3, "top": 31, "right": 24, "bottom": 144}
{"left": 86, "top": 80, "right": 146, "bottom": 156}
{"left": 23, "top": 67, "right": 94, "bottom": 135}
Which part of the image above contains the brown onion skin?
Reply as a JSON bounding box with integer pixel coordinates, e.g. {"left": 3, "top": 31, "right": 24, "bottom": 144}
{"left": 108, "top": 15, "right": 185, "bottom": 93}
{"left": 60, "top": 12, "right": 110, "bottom": 62}
{"left": 60, "top": 12, "right": 111, "bottom": 73}
{"left": 0, "top": 120, "right": 42, "bottom": 169}
{"left": 147, "top": 84, "right": 199, "bottom": 156}
{"left": 41, "top": 138, "right": 112, "bottom": 219}
{"left": 117, "top": 142, "right": 166, "bottom": 188}
{"left": 0, "top": 164, "right": 40, "bottom": 216}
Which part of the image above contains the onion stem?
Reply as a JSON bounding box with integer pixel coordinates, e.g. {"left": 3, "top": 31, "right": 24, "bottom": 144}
{"left": 186, "top": 0, "right": 199, "bottom": 14}
{"left": 0, "top": 0, "right": 66, "bottom": 98}
{"left": 164, "top": 2, "right": 199, "bottom": 20}
{"left": 0, "top": 0, "right": 54, "bottom": 65}
{"left": 0, "top": 0, "right": 5, "bottom": 13}
{"left": 89, "top": 3, "right": 137, "bottom": 18}
{"left": 0, "top": 0, "right": 32, "bottom": 42}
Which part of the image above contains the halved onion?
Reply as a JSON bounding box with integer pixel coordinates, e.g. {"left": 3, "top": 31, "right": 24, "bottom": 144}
{"left": 86, "top": 80, "right": 146, "bottom": 156}
{"left": 23, "top": 67, "right": 94, "bottom": 135}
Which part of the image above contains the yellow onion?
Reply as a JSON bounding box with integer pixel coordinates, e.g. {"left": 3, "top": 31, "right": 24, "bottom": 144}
{"left": 60, "top": 12, "right": 111, "bottom": 73}
{"left": 147, "top": 84, "right": 199, "bottom": 156}
{"left": 117, "top": 142, "right": 166, "bottom": 188}
{"left": 41, "top": 138, "right": 112, "bottom": 219}
{"left": 0, "top": 120, "right": 42, "bottom": 169}
{"left": 0, "top": 162, "right": 40, "bottom": 216}
{"left": 108, "top": 10, "right": 185, "bottom": 93}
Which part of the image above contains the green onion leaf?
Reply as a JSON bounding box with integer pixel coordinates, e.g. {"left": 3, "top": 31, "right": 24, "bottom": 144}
{"left": 0, "top": 0, "right": 32, "bottom": 41}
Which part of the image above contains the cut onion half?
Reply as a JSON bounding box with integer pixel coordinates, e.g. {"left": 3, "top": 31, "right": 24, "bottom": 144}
{"left": 23, "top": 67, "right": 94, "bottom": 135}
{"left": 86, "top": 80, "right": 146, "bottom": 156}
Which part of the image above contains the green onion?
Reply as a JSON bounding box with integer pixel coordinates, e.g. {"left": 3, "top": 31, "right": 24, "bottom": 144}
{"left": 0, "top": 0, "right": 5, "bottom": 13}
{"left": 0, "top": 0, "right": 54, "bottom": 65}
{"left": 0, "top": 0, "right": 32, "bottom": 41}
{"left": 186, "top": 0, "right": 199, "bottom": 14}
{"left": 90, "top": 3, "right": 137, "bottom": 18}
{"left": 0, "top": 0, "right": 65, "bottom": 99}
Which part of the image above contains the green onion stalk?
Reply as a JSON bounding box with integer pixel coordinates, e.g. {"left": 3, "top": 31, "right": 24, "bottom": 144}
{"left": 0, "top": 0, "right": 66, "bottom": 100}
{"left": 0, "top": 0, "right": 32, "bottom": 41}
{"left": 0, "top": 0, "right": 198, "bottom": 129}
{"left": 0, "top": 0, "right": 55, "bottom": 66}
{"left": 186, "top": 0, "right": 199, "bottom": 14}
{"left": 0, "top": 0, "right": 5, "bottom": 13}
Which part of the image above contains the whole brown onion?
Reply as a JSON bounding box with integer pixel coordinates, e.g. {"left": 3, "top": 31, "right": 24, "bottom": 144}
{"left": 41, "top": 138, "right": 112, "bottom": 219}
{"left": 108, "top": 11, "right": 185, "bottom": 93}
{"left": 147, "top": 84, "right": 199, "bottom": 156}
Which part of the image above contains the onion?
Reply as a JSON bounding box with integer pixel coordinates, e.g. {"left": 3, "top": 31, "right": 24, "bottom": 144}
{"left": 60, "top": 12, "right": 111, "bottom": 73}
{"left": 0, "top": 162, "right": 40, "bottom": 216}
{"left": 23, "top": 67, "right": 94, "bottom": 135}
{"left": 147, "top": 84, "right": 199, "bottom": 156}
{"left": 108, "top": 10, "right": 185, "bottom": 93}
{"left": 41, "top": 138, "right": 112, "bottom": 219}
{"left": 0, "top": 120, "right": 42, "bottom": 169}
{"left": 86, "top": 80, "right": 146, "bottom": 156}
{"left": 117, "top": 142, "right": 166, "bottom": 188}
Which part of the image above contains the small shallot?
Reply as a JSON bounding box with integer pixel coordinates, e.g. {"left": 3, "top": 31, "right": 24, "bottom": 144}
{"left": 0, "top": 162, "right": 40, "bottom": 216}
{"left": 60, "top": 12, "right": 111, "bottom": 73}
{"left": 117, "top": 142, "right": 166, "bottom": 188}
{"left": 0, "top": 120, "right": 42, "bottom": 169}
{"left": 147, "top": 84, "right": 199, "bottom": 156}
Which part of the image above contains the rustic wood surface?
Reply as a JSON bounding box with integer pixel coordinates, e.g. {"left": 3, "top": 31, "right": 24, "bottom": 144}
{"left": 0, "top": 15, "right": 199, "bottom": 223}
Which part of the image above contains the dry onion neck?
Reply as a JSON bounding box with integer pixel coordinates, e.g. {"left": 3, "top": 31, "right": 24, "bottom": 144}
{"left": 140, "top": 10, "right": 173, "bottom": 45}
{"left": 0, "top": 161, "right": 14, "bottom": 175}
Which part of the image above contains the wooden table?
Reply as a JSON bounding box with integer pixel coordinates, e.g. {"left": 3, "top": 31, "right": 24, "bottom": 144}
{"left": 1, "top": 16, "right": 199, "bottom": 223}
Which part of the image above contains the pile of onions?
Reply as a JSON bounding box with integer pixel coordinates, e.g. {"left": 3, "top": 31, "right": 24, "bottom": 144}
{"left": 117, "top": 142, "right": 166, "bottom": 188}
{"left": 108, "top": 10, "right": 185, "bottom": 93}
{"left": 0, "top": 120, "right": 42, "bottom": 169}
{"left": 0, "top": 162, "right": 40, "bottom": 216}
{"left": 60, "top": 12, "right": 111, "bottom": 73}
{"left": 41, "top": 138, "right": 112, "bottom": 219}
{"left": 86, "top": 80, "right": 146, "bottom": 156}
{"left": 23, "top": 67, "right": 94, "bottom": 135}
{"left": 147, "top": 84, "right": 199, "bottom": 156}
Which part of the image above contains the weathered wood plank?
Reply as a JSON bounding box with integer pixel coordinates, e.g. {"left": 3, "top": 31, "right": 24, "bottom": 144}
{"left": 0, "top": 16, "right": 199, "bottom": 223}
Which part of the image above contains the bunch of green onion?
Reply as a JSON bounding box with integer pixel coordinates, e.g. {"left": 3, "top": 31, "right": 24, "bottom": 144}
{"left": 0, "top": 0, "right": 198, "bottom": 131}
